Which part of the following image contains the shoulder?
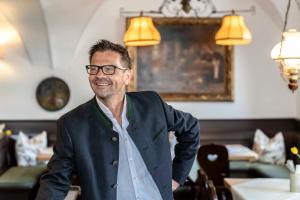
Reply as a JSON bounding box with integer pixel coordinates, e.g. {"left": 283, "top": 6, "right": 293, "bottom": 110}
{"left": 126, "top": 91, "right": 161, "bottom": 102}
{"left": 58, "top": 98, "right": 95, "bottom": 124}
{"left": 126, "top": 91, "right": 165, "bottom": 111}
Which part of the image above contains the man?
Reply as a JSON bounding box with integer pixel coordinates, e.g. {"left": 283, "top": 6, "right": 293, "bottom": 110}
{"left": 36, "top": 40, "right": 199, "bottom": 200}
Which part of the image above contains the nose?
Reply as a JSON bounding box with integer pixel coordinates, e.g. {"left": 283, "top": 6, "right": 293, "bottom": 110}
{"left": 95, "top": 68, "right": 106, "bottom": 77}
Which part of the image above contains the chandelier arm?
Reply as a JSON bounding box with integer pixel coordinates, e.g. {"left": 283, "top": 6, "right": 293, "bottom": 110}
{"left": 176, "top": 9, "right": 181, "bottom": 17}
{"left": 209, "top": 0, "right": 217, "bottom": 14}
{"left": 193, "top": 9, "right": 199, "bottom": 17}
{"left": 165, "top": 2, "right": 178, "bottom": 15}
{"left": 211, "top": 6, "right": 255, "bottom": 15}
{"left": 122, "top": 1, "right": 254, "bottom": 17}
{"left": 120, "top": 9, "right": 163, "bottom": 17}
{"left": 158, "top": 0, "right": 169, "bottom": 12}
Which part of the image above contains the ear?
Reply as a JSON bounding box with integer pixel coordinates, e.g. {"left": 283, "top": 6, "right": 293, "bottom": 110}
{"left": 124, "top": 69, "right": 132, "bottom": 85}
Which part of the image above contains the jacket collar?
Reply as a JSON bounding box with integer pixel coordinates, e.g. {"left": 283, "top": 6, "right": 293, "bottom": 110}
{"left": 90, "top": 93, "right": 134, "bottom": 129}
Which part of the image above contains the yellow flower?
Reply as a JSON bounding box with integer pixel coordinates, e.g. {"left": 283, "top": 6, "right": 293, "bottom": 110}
{"left": 4, "top": 130, "right": 12, "bottom": 136}
{"left": 291, "top": 147, "right": 300, "bottom": 158}
{"left": 291, "top": 147, "right": 299, "bottom": 155}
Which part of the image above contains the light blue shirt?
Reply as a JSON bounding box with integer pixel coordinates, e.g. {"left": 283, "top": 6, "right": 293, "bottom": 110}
{"left": 96, "top": 96, "right": 163, "bottom": 200}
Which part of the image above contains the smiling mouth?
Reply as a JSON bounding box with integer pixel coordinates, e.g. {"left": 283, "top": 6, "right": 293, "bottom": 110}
{"left": 96, "top": 83, "right": 109, "bottom": 86}
{"left": 94, "top": 81, "right": 112, "bottom": 87}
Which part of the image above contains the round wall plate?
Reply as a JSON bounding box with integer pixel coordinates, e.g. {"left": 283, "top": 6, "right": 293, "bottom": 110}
{"left": 36, "top": 77, "right": 70, "bottom": 111}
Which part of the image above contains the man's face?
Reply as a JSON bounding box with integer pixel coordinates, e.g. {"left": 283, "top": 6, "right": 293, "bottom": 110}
{"left": 89, "top": 51, "right": 131, "bottom": 100}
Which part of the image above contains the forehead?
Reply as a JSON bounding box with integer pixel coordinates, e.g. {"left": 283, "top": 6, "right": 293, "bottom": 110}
{"left": 91, "top": 50, "right": 121, "bottom": 65}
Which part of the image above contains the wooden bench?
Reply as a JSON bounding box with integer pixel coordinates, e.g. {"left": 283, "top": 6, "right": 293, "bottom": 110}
{"left": 0, "top": 121, "right": 56, "bottom": 200}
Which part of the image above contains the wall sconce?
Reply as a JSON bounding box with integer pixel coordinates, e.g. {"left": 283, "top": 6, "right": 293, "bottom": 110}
{"left": 121, "top": 0, "right": 254, "bottom": 47}
{"left": 271, "top": 0, "right": 300, "bottom": 92}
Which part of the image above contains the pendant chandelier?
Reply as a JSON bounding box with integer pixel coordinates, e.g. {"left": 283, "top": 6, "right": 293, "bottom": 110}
{"left": 270, "top": 0, "right": 300, "bottom": 92}
{"left": 121, "top": 0, "right": 254, "bottom": 47}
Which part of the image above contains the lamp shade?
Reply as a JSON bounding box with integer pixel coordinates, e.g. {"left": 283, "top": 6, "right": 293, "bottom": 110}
{"left": 215, "top": 15, "right": 252, "bottom": 45}
{"left": 271, "top": 29, "right": 300, "bottom": 69}
{"left": 124, "top": 16, "right": 161, "bottom": 46}
{"left": 271, "top": 29, "right": 300, "bottom": 92}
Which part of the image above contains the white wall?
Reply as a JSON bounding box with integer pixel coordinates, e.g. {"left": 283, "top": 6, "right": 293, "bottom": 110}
{"left": 0, "top": 0, "right": 298, "bottom": 120}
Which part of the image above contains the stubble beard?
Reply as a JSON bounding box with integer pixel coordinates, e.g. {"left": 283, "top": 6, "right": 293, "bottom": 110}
{"left": 93, "top": 83, "right": 126, "bottom": 103}
{"left": 89, "top": 76, "right": 127, "bottom": 103}
{"left": 93, "top": 84, "right": 113, "bottom": 100}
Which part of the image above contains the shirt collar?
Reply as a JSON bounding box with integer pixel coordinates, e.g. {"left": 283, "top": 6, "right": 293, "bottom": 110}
{"left": 95, "top": 96, "right": 127, "bottom": 121}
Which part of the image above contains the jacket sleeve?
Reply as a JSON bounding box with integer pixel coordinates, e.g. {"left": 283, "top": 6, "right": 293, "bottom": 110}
{"left": 36, "top": 118, "right": 74, "bottom": 200}
{"left": 157, "top": 94, "right": 200, "bottom": 185}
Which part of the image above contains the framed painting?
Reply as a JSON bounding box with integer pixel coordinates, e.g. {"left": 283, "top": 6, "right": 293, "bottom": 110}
{"left": 127, "top": 17, "right": 234, "bottom": 101}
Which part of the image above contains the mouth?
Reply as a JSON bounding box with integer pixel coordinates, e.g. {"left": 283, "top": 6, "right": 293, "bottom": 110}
{"left": 93, "top": 80, "right": 112, "bottom": 87}
{"left": 91, "top": 77, "right": 112, "bottom": 88}
{"left": 95, "top": 82, "right": 110, "bottom": 86}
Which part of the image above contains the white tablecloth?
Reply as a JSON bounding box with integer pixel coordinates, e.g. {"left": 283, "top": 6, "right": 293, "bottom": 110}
{"left": 225, "top": 178, "right": 300, "bottom": 200}
{"left": 225, "top": 144, "right": 258, "bottom": 161}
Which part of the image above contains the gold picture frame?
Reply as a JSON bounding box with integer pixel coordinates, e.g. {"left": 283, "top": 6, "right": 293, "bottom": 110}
{"left": 127, "top": 17, "right": 234, "bottom": 101}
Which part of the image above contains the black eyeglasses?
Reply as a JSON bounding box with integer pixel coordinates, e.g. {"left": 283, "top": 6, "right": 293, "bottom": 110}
{"left": 86, "top": 65, "right": 128, "bottom": 75}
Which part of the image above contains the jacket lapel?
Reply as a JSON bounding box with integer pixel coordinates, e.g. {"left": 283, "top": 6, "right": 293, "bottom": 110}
{"left": 87, "top": 95, "right": 141, "bottom": 148}
{"left": 125, "top": 93, "right": 158, "bottom": 171}
{"left": 126, "top": 93, "right": 136, "bottom": 134}
{"left": 88, "top": 97, "right": 113, "bottom": 135}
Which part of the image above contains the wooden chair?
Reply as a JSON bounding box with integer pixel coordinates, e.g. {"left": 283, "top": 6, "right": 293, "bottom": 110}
{"left": 195, "top": 169, "right": 218, "bottom": 200}
{"left": 173, "top": 177, "right": 196, "bottom": 200}
{"left": 215, "top": 186, "right": 233, "bottom": 200}
{"left": 196, "top": 169, "right": 233, "bottom": 200}
{"left": 197, "top": 143, "right": 229, "bottom": 186}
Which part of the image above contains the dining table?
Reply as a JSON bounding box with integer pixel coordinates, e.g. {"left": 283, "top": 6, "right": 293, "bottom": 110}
{"left": 224, "top": 178, "right": 300, "bottom": 200}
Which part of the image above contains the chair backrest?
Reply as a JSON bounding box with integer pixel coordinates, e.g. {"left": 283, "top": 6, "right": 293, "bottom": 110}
{"left": 196, "top": 169, "right": 218, "bottom": 200}
{"left": 197, "top": 143, "right": 229, "bottom": 186}
{"left": 216, "top": 186, "right": 233, "bottom": 200}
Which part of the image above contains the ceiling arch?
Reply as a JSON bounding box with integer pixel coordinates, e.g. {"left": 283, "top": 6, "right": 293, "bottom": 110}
{"left": 40, "top": 0, "right": 104, "bottom": 68}
{"left": 254, "top": 0, "right": 300, "bottom": 30}
{"left": 0, "top": 0, "right": 52, "bottom": 67}
{"left": 0, "top": 0, "right": 104, "bottom": 68}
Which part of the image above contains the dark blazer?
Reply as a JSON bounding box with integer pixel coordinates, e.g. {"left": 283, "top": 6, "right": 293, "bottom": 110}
{"left": 36, "top": 91, "right": 200, "bottom": 200}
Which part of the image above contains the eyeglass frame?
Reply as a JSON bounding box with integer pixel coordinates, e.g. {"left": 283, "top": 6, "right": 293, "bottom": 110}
{"left": 85, "top": 64, "right": 129, "bottom": 75}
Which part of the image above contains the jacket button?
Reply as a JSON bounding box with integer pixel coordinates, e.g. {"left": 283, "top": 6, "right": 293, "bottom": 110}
{"left": 112, "top": 160, "right": 118, "bottom": 166}
{"left": 111, "top": 136, "right": 118, "bottom": 142}
{"left": 112, "top": 184, "right": 118, "bottom": 189}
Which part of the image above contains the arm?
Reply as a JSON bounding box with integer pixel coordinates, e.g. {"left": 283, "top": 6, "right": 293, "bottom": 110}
{"left": 36, "top": 118, "right": 74, "bottom": 200}
{"left": 159, "top": 97, "right": 200, "bottom": 186}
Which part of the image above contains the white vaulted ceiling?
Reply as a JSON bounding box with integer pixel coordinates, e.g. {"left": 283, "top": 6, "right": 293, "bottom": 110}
{"left": 0, "top": 0, "right": 103, "bottom": 68}
{"left": 1, "top": 0, "right": 300, "bottom": 120}
{"left": 254, "top": 0, "right": 300, "bottom": 30}
{"left": 0, "top": 0, "right": 299, "bottom": 69}
{"left": 0, "top": 0, "right": 51, "bottom": 67}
